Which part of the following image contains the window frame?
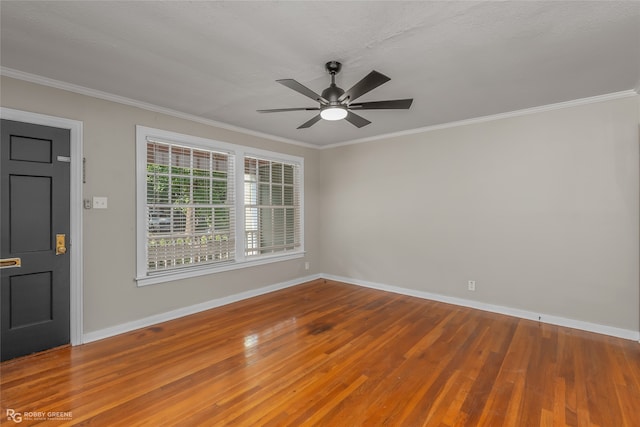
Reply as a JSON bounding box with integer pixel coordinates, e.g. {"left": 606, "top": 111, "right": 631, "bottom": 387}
{"left": 136, "top": 126, "right": 304, "bottom": 286}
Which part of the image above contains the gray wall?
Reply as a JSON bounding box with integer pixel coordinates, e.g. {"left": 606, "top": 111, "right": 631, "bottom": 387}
{"left": 2, "top": 75, "right": 639, "bottom": 334}
{"left": 320, "top": 95, "right": 639, "bottom": 331}
{"left": 1, "top": 76, "right": 321, "bottom": 334}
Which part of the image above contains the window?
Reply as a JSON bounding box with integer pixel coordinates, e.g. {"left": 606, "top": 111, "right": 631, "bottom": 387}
{"left": 244, "top": 157, "right": 301, "bottom": 257}
{"left": 136, "top": 126, "right": 304, "bottom": 286}
{"left": 145, "top": 141, "right": 235, "bottom": 272}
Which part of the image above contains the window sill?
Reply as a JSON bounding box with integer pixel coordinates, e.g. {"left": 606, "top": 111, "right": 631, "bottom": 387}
{"left": 135, "top": 251, "right": 305, "bottom": 287}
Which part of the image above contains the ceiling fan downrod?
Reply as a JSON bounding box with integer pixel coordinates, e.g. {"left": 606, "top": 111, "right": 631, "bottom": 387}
{"left": 322, "top": 61, "right": 345, "bottom": 105}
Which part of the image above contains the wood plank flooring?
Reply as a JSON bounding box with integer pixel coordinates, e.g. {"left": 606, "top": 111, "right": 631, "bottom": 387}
{"left": 1, "top": 279, "right": 639, "bottom": 426}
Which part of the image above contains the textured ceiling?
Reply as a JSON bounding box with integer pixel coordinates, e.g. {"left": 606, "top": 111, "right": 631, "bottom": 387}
{"left": 1, "top": 1, "right": 639, "bottom": 147}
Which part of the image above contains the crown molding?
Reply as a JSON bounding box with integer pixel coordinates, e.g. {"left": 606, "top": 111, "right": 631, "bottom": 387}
{"left": 3, "top": 67, "right": 637, "bottom": 152}
{"left": 0, "top": 67, "right": 317, "bottom": 150}
{"left": 320, "top": 89, "right": 639, "bottom": 150}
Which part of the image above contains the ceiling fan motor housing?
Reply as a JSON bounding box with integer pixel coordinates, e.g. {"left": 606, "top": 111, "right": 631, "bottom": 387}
{"left": 321, "top": 86, "right": 345, "bottom": 105}
{"left": 323, "top": 61, "right": 345, "bottom": 105}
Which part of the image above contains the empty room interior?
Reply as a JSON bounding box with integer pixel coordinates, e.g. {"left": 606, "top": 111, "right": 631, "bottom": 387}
{"left": 1, "top": 1, "right": 639, "bottom": 426}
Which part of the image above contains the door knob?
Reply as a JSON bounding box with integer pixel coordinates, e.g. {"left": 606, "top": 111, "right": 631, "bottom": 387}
{"left": 56, "top": 234, "right": 67, "bottom": 255}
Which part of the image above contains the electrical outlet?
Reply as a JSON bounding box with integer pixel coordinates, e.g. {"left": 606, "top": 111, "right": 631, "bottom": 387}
{"left": 468, "top": 280, "right": 476, "bottom": 291}
{"left": 304, "top": 261, "right": 310, "bottom": 270}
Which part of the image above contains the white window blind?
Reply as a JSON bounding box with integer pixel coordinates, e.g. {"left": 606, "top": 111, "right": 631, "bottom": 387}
{"left": 145, "top": 139, "right": 235, "bottom": 272}
{"left": 244, "top": 156, "right": 301, "bottom": 257}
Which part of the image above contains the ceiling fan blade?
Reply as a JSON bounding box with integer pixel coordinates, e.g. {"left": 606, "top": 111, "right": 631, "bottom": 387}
{"left": 349, "top": 99, "right": 413, "bottom": 110}
{"left": 277, "top": 79, "right": 329, "bottom": 104}
{"left": 297, "top": 114, "right": 322, "bottom": 129}
{"left": 257, "top": 107, "right": 320, "bottom": 113}
{"left": 338, "top": 70, "right": 390, "bottom": 103}
{"left": 344, "top": 111, "right": 371, "bottom": 128}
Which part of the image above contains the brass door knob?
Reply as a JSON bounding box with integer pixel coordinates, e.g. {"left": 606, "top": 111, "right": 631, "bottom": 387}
{"left": 56, "top": 234, "right": 67, "bottom": 255}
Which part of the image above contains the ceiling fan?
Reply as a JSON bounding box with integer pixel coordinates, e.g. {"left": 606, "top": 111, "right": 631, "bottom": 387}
{"left": 257, "top": 61, "right": 413, "bottom": 129}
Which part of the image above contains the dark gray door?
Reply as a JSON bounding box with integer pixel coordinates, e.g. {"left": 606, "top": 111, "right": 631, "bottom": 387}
{"left": 1, "top": 119, "right": 70, "bottom": 361}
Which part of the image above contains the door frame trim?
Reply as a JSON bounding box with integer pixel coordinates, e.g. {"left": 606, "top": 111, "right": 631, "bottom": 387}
{"left": 1, "top": 107, "right": 83, "bottom": 345}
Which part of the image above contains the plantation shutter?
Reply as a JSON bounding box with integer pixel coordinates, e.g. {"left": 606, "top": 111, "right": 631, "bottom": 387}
{"left": 145, "top": 139, "right": 235, "bottom": 272}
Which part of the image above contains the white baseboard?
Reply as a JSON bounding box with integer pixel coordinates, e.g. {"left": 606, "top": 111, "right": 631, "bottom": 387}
{"left": 82, "top": 274, "right": 322, "bottom": 344}
{"left": 82, "top": 272, "right": 639, "bottom": 344}
{"left": 322, "top": 274, "right": 640, "bottom": 342}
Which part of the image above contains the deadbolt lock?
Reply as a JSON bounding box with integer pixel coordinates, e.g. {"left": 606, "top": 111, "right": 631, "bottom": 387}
{"left": 56, "top": 234, "right": 67, "bottom": 255}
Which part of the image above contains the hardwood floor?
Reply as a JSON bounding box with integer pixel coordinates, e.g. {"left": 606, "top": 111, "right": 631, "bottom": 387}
{"left": 1, "top": 279, "right": 639, "bottom": 426}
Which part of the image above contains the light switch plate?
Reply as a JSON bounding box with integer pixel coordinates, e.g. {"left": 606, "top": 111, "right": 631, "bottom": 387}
{"left": 93, "top": 196, "right": 108, "bottom": 209}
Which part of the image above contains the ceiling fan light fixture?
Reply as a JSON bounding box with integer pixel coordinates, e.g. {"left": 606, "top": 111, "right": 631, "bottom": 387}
{"left": 259, "top": 61, "right": 412, "bottom": 129}
{"left": 320, "top": 106, "right": 348, "bottom": 121}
